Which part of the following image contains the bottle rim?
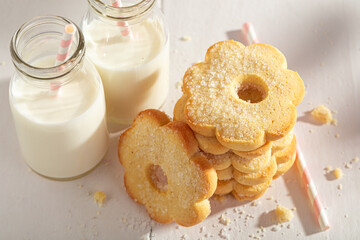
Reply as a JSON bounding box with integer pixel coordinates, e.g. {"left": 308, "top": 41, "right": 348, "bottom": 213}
{"left": 87, "top": 0, "right": 156, "bottom": 21}
{"left": 10, "top": 15, "right": 85, "bottom": 80}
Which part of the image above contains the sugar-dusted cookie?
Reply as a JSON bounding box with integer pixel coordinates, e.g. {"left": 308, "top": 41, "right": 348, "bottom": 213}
{"left": 273, "top": 136, "right": 297, "bottom": 164}
{"left": 233, "top": 179, "right": 272, "bottom": 197}
{"left": 216, "top": 166, "right": 233, "bottom": 180}
{"left": 180, "top": 40, "right": 304, "bottom": 151}
{"left": 214, "top": 179, "right": 234, "bottom": 195}
{"left": 232, "top": 189, "right": 267, "bottom": 201}
{"left": 205, "top": 152, "right": 232, "bottom": 171}
{"left": 271, "top": 130, "right": 294, "bottom": 153}
{"left": 231, "top": 150, "right": 272, "bottom": 174}
{"left": 233, "top": 141, "right": 272, "bottom": 158}
{"left": 118, "top": 109, "right": 217, "bottom": 227}
{"left": 273, "top": 152, "right": 297, "bottom": 179}
{"left": 233, "top": 156, "right": 277, "bottom": 186}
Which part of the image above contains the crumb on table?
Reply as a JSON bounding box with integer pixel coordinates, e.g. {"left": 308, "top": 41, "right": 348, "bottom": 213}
{"left": 333, "top": 168, "right": 343, "bottom": 179}
{"left": 311, "top": 105, "right": 333, "bottom": 124}
{"left": 94, "top": 191, "right": 106, "bottom": 207}
{"left": 275, "top": 205, "right": 294, "bottom": 223}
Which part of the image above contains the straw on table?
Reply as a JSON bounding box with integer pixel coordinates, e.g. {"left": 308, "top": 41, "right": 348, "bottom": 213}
{"left": 296, "top": 145, "right": 330, "bottom": 230}
{"left": 242, "top": 22, "right": 259, "bottom": 44}
{"left": 110, "top": 0, "right": 134, "bottom": 39}
{"left": 242, "top": 22, "right": 330, "bottom": 231}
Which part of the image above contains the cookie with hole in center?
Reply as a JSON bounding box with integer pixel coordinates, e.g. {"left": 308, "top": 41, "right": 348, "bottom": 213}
{"left": 233, "top": 155, "right": 277, "bottom": 186}
{"left": 180, "top": 40, "right": 304, "bottom": 151}
{"left": 273, "top": 151, "right": 297, "bottom": 179}
{"left": 214, "top": 179, "right": 234, "bottom": 195}
{"left": 216, "top": 166, "right": 233, "bottom": 180}
{"left": 118, "top": 109, "right": 217, "bottom": 227}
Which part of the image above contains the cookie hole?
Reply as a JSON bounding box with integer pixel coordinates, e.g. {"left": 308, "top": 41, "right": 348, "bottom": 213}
{"left": 235, "top": 74, "right": 268, "bottom": 103}
{"left": 147, "top": 164, "right": 168, "bottom": 192}
{"left": 237, "top": 82, "right": 267, "bottom": 103}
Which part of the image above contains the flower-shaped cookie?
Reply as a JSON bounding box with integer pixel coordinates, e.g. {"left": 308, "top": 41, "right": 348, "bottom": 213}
{"left": 118, "top": 109, "right": 217, "bottom": 227}
{"left": 181, "top": 40, "right": 305, "bottom": 151}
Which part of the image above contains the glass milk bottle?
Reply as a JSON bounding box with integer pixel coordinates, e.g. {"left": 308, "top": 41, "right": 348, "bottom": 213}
{"left": 9, "top": 16, "right": 109, "bottom": 180}
{"left": 82, "top": 0, "right": 169, "bottom": 125}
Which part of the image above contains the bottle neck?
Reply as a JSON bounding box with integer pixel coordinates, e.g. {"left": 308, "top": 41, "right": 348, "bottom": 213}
{"left": 87, "top": 0, "right": 156, "bottom": 21}
{"left": 10, "top": 15, "right": 85, "bottom": 81}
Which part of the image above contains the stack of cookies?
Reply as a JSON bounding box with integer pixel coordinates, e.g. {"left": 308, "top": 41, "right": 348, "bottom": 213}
{"left": 174, "top": 40, "right": 305, "bottom": 201}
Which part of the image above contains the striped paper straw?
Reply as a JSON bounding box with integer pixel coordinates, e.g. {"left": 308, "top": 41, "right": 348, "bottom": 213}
{"left": 242, "top": 22, "right": 259, "bottom": 44}
{"left": 51, "top": 24, "right": 76, "bottom": 95}
{"left": 110, "top": 0, "right": 134, "bottom": 39}
{"left": 242, "top": 22, "right": 330, "bottom": 231}
{"left": 296, "top": 145, "right": 330, "bottom": 231}
{"left": 55, "top": 24, "right": 76, "bottom": 66}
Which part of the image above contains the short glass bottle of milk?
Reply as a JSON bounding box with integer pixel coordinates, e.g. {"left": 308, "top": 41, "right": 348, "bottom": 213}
{"left": 82, "top": 0, "right": 169, "bottom": 125}
{"left": 9, "top": 16, "right": 109, "bottom": 180}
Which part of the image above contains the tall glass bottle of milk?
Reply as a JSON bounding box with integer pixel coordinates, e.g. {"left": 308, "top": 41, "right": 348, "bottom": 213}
{"left": 82, "top": 0, "right": 169, "bottom": 125}
{"left": 9, "top": 16, "right": 109, "bottom": 180}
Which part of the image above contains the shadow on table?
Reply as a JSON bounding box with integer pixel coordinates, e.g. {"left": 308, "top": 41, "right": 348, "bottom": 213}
{"left": 226, "top": 29, "right": 249, "bottom": 46}
{"left": 283, "top": 165, "right": 323, "bottom": 236}
{"left": 210, "top": 194, "right": 248, "bottom": 216}
{"left": 297, "top": 111, "right": 323, "bottom": 126}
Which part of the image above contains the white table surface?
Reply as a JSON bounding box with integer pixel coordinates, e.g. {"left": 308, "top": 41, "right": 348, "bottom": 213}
{"left": 1, "top": 0, "right": 360, "bottom": 239}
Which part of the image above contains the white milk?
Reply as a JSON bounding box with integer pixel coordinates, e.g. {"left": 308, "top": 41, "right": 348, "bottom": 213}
{"left": 9, "top": 57, "right": 109, "bottom": 179}
{"left": 83, "top": 19, "right": 169, "bottom": 124}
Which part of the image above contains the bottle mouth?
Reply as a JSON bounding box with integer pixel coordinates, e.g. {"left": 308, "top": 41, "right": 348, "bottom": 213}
{"left": 88, "top": 0, "right": 156, "bottom": 20}
{"left": 10, "top": 15, "right": 85, "bottom": 80}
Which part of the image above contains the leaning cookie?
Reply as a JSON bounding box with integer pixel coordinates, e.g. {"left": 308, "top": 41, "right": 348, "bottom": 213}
{"left": 118, "top": 109, "right": 217, "bottom": 227}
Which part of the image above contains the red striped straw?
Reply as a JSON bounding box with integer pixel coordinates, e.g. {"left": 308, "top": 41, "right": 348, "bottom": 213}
{"left": 50, "top": 24, "right": 76, "bottom": 95}
{"left": 242, "top": 22, "right": 330, "bottom": 231}
{"left": 296, "top": 145, "right": 330, "bottom": 230}
{"left": 55, "top": 24, "right": 76, "bottom": 66}
{"left": 242, "top": 22, "right": 259, "bottom": 44}
{"left": 110, "top": 0, "right": 134, "bottom": 39}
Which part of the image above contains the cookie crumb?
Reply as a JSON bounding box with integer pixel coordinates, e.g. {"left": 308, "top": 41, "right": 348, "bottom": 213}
{"left": 351, "top": 157, "right": 359, "bottom": 163}
{"left": 344, "top": 214, "right": 348, "bottom": 218}
{"left": 94, "top": 191, "right": 106, "bottom": 207}
{"left": 181, "top": 36, "right": 192, "bottom": 41}
{"left": 271, "top": 226, "right": 280, "bottom": 232}
{"left": 335, "top": 133, "right": 340, "bottom": 138}
{"left": 331, "top": 119, "right": 338, "bottom": 126}
{"left": 219, "top": 215, "right": 231, "bottom": 225}
{"left": 337, "top": 184, "right": 343, "bottom": 190}
{"left": 308, "top": 129, "right": 313, "bottom": 133}
{"left": 311, "top": 105, "right": 333, "bottom": 124}
{"left": 78, "top": 184, "right": 83, "bottom": 188}
{"left": 275, "top": 205, "right": 294, "bottom": 223}
{"left": 333, "top": 168, "right": 343, "bottom": 179}
{"left": 266, "top": 196, "right": 273, "bottom": 200}
{"left": 345, "top": 163, "right": 352, "bottom": 169}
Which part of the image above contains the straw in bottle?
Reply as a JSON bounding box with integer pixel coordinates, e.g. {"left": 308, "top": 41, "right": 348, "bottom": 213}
{"left": 51, "top": 24, "right": 76, "bottom": 95}
{"left": 110, "top": 0, "right": 134, "bottom": 39}
{"left": 55, "top": 24, "right": 76, "bottom": 66}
